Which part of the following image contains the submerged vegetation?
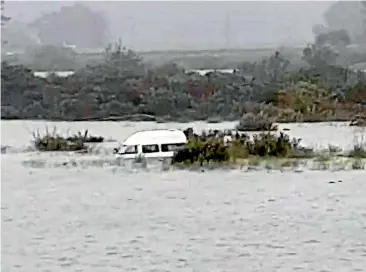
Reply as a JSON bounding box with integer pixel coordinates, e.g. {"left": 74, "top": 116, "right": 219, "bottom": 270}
{"left": 33, "top": 128, "right": 104, "bottom": 152}
{"left": 27, "top": 124, "right": 366, "bottom": 170}
{"left": 173, "top": 129, "right": 311, "bottom": 166}
{"left": 171, "top": 126, "right": 366, "bottom": 169}
{"left": 174, "top": 127, "right": 366, "bottom": 168}
{"left": 66, "top": 130, "right": 104, "bottom": 143}
{"left": 34, "top": 133, "right": 86, "bottom": 152}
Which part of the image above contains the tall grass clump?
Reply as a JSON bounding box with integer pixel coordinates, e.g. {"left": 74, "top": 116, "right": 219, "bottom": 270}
{"left": 33, "top": 126, "right": 87, "bottom": 152}
{"left": 348, "top": 132, "right": 366, "bottom": 158}
{"left": 66, "top": 130, "right": 104, "bottom": 143}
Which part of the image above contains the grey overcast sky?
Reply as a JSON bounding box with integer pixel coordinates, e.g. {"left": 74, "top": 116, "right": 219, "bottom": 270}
{"left": 4, "top": 1, "right": 334, "bottom": 51}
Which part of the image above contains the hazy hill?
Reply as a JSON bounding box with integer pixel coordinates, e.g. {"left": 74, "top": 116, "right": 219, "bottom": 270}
{"left": 3, "top": 1, "right": 331, "bottom": 51}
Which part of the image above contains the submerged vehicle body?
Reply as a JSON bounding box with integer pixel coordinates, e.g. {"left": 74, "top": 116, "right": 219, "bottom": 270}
{"left": 115, "top": 129, "right": 187, "bottom": 160}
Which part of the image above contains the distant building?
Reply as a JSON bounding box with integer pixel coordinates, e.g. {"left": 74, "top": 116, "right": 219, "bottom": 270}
{"left": 33, "top": 71, "right": 75, "bottom": 78}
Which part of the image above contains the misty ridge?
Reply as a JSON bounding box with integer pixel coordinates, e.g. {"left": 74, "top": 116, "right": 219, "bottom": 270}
{"left": 1, "top": 1, "right": 343, "bottom": 51}
{"left": 1, "top": 1, "right": 366, "bottom": 68}
{"left": 1, "top": 1, "right": 366, "bottom": 69}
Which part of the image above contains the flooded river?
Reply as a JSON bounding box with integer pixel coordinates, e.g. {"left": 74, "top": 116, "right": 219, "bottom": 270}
{"left": 1, "top": 120, "right": 366, "bottom": 271}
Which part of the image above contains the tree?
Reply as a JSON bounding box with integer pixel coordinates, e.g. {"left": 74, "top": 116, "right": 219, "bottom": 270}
{"left": 28, "top": 3, "right": 111, "bottom": 49}
{"left": 323, "top": 1, "right": 365, "bottom": 43}
{"left": 103, "top": 39, "right": 145, "bottom": 77}
{"left": 315, "top": 29, "right": 351, "bottom": 48}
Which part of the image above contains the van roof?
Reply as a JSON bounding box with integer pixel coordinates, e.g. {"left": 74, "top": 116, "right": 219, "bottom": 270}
{"left": 123, "top": 129, "right": 187, "bottom": 146}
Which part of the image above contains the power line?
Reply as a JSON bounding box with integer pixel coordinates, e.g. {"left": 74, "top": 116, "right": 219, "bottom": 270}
{"left": 1, "top": 0, "right": 11, "bottom": 46}
{"left": 1, "top": 0, "right": 11, "bottom": 26}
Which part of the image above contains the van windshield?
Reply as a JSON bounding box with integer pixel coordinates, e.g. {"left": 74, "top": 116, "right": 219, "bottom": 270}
{"left": 120, "top": 145, "right": 138, "bottom": 154}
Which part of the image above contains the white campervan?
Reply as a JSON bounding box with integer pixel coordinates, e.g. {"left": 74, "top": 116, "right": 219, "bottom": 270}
{"left": 115, "top": 129, "right": 187, "bottom": 160}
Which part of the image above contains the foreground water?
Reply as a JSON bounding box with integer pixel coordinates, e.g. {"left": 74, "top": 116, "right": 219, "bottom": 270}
{"left": 1, "top": 121, "right": 366, "bottom": 271}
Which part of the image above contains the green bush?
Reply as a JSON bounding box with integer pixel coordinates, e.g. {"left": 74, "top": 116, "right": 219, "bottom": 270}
{"left": 348, "top": 136, "right": 366, "bottom": 158}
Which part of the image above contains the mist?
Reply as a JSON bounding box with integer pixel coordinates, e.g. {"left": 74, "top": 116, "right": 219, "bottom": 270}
{"left": 3, "top": 1, "right": 333, "bottom": 51}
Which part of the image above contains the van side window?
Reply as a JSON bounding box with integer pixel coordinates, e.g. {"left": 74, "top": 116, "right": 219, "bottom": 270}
{"left": 142, "top": 144, "right": 159, "bottom": 153}
{"left": 124, "top": 145, "right": 138, "bottom": 154}
{"left": 161, "top": 143, "right": 185, "bottom": 152}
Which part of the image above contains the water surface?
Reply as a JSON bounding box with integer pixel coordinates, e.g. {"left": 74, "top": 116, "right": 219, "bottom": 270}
{"left": 1, "top": 121, "right": 366, "bottom": 271}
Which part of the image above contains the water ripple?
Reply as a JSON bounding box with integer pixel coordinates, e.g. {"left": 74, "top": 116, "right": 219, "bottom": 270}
{"left": 3, "top": 169, "right": 365, "bottom": 271}
{"left": 2, "top": 121, "right": 366, "bottom": 271}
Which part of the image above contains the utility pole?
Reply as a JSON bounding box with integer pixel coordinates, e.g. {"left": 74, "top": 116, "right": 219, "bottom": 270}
{"left": 362, "top": 1, "right": 366, "bottom": 39}
{"left": 286, "top": 25, "right": 292, "bottom": 46}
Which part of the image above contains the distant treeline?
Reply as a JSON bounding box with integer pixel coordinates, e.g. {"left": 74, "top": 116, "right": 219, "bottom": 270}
{"left": 1, "top": 32, "right": 366, "bottom": 123}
